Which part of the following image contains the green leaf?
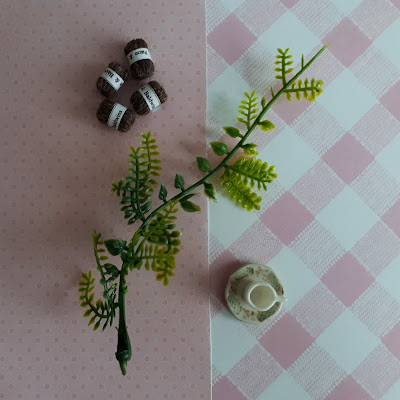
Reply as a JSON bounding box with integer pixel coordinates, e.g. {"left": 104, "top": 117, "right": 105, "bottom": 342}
{"left": 180, "top": 200, "right": 201, "bottom": 213}
{"left": 154, "top": 256, "right": 176, "bottom": 286}
{"left": 94, "top": 320, "right": 101, "bottom": 331}
{"left": 110, "top": 179, "right": 124, "bottom": 196}
{"left": 258, "top": 120, "right": 275, "bottom": 131}
{"left": 211, "top": 142, "right": 229, "bottom": 156}
{"left": 204, "top": 182, "right": 217, "bottom": 201}
{"left": 275, "top": 48, "right": 293, "bottom": 85}
{"left": 224, "top": 156, "right": 277, "bottom": 191}
{"left": 223, "top": 126, "right": 241, "bottom": 138}
{"left": 103, "top": 263, "right": 119, "bottom": 276}
{"left": 114, "top": 134, "right": 159, "bottom": 224}
{"left": 237, "top": 91, "right": 259, "bottom": 129}
{"left": 134, "top": 202, "right": 181, "bottom": 285}
{"left": 158, "top": 184, "right": 168, "bottom": 202}
{"left": 196, "top": 157, "right": 211, "bottom": 173}
{"left": 104, "top": 239, "right": 127, "bottom": 256}
{"left": 261, "top": 97, "right": 266, "bottom": 108}
{"left": 174, "top": 174, "right": 185, "bottom": 190}
{"left": 242, "top": 143, "right": 258, "bottom": 156}
{"left": 83, "top": 309, "right": 92, "bottom": 317}
{"left": 284, "top": 78, "right": 324, "bottom": 101}
{"left": 220, "top": 174, "right": 262, "bottom": 211}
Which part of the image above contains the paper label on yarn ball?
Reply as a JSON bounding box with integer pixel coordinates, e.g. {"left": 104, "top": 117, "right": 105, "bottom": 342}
{"left": 127, "top": 48, "right": 152, "bottom": 65}
{"left": 138, "top": 84, "right": 161, "bottom": 112}
{"left": 101, "top": 68, "right": 124, "bottom": 90}
{"left": 107, "top": 103, "right": 127, "bottom": 129}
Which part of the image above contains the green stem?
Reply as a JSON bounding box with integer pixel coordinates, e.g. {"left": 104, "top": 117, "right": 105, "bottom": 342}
{"left": 224, "top": 164, "right": 267, "bottom": 183}
{"left": 115, "top": 264, "right": 131, "bottom": 375}
{"left": 141, "top": 44, "right": 328, "bottom": 228}
{"left": 133, "top": 152, "right": 146, "bottom": 222}
{"left": 110, "top": 44, "right": 328, "bottom": 377}
{"left": 284, "top": 87, "right": 320, "bottom": 93}
{"left": 281, "top": 55, "right": 287, "bottom": 86}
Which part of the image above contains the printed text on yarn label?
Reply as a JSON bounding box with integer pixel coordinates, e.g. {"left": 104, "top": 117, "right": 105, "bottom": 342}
{"left": 127, "top": 48, "right": 152, "bottom": 65}
{"left": 101, "top": 68, "right": 124, "bottom": 90}
{"left": 138, "top": 84, "right": 161, "bottom": 112}
{"left": 107, "top": 103, "right": 127, "bottom": 129}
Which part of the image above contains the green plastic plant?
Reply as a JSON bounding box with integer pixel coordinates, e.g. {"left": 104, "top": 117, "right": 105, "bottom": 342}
{"left": 78, "top": 46, "right": 328, "bottom": 375}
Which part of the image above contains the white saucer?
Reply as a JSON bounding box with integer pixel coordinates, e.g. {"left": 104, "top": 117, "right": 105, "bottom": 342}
{"left": 225, "top": 264, "right": 285, "bottom": 325}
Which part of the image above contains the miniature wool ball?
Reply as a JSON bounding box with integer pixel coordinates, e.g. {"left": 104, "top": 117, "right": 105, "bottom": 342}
{"left": 130, "top": 81, "right": 167, "bottom": 116}
{"left": 124, "top": 38, "right": 155, "bottom": 80}
{"left": 96, "top": 62, "right": 129, "bottom": 97}
{"left": 96, "top": 100, "right": 135, "bottom": 132}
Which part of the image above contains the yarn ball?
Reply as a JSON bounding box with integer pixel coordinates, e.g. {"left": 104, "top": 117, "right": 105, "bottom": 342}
{"left": 124, "top": 38, "right": 155, "bottom": 80}
{"left": 96, "top": 100, "right": 135, "bottom": 132}
{"left": 130, "top": 81, "right": 167, "bottom": 116}
{"left": 96, "top": 62, "right": 129, "bottom": 97}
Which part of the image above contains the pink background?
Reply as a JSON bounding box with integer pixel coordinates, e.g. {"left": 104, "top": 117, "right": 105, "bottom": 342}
{"left": 3, "top": 1, "right": 400, "bottom": 399}
{"left": 0, "top": 1, "right": 209, "bottom": 399}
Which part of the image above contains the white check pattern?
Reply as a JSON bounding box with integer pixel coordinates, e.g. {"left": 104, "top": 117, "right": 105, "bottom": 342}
{"left": 207, "top": 1, "right": 400, "bottom": 399}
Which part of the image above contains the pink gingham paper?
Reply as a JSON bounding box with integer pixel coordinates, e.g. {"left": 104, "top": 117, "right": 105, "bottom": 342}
{"left": 0, "top": 1, "right": 209, "bottom": 399}
{"left": 207, "top": 1, "right": 400, "bottom": 399}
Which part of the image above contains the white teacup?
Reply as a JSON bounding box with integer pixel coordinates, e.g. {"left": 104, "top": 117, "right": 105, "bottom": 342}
{"left": 244, "top": 281, "right": 287, "bottom": 312}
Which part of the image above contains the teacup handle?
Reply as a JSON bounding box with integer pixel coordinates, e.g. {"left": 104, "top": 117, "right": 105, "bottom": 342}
{"left": 275, "top": 295, "right": 287, "bottom": 303}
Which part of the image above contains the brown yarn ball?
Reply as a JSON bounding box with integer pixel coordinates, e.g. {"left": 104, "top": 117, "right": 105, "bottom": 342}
{"left": 96, "top": 62, "right": 129, "bottom": 97}
{"left": 130, "top": 81, "right": 167, "bottom": 116}
{"left": 96, "top": 100, "right": 135, "bottom": 132}
{"left": 124, "top": 38, "right": 155, "bottom": 80}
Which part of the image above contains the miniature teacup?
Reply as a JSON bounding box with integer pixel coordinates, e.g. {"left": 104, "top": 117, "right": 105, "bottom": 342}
{"left": 244, "top": 281, "right": 287, "bottom": 312}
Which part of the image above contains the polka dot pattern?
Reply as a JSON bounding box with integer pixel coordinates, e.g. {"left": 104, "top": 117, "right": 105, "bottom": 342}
{"left": 0, "top": 1, "right": 209, "bottom": 398}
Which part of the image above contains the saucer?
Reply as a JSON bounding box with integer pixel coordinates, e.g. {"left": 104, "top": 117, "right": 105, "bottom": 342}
{"left": 225, "top": 264, "right": 285, "bottom": 325}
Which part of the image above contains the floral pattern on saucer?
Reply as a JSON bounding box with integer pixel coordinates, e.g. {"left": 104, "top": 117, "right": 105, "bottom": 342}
{"left": 225, "top": 264, "right": 285, "bottom": 325}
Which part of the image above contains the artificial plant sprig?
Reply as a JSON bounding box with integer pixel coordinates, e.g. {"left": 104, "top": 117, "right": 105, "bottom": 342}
{"left": 78, "top": 45, "right": 328, "bottom": 375}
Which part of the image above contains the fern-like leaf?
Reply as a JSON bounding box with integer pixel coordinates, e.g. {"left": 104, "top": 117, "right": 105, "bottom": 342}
{"left": 111, "top": 132, "right": 161, "bottom": 224}
{"left": 78, "top": 268, "right": 117, "bottom": 331}
{"left": 155, "top": 255, "right": 176, "bottom": 286}
{"left": 274, "top": 48, "right": 293, "bottom": 86}
{"left": 140, "top": 131, "right": 162, "bottom": 180}
{"left": 127, "top": 201, "right": 181, "bottom": 286}
{"left": 237, "top": 91, "right": 259, "bottom": 129}
{"left": 138, "top": 244, "right": 178, "bottom": 285}
{"left": 220, "top": 173, "right": 262, "bottom": 211}
{"left": 143, "top": 201, "right": 180, "bottom": 246}
{"left": 284, "top": 78, "right": 324, "bottom": 101}
{"left": 273, "top": 48, "right": 324, "bottom": 102}
{"left": 92, "top": 231, "right": 119, "bottom": 323}
{"left": 223, "top": 156, "right": 277, "bottom": 191}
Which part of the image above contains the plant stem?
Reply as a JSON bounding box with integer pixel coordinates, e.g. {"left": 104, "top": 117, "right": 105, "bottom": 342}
{"left": 133, "top": 152, "right": 146, "bottom": 222}
{"left": 141, "top": 44, "right": 328, "bottom": 228}
{"left": 112, "top": 44, "right": 328, "bottom": 376}
{"left": 115, "top": 264, "right": 131, "bottom": 375}
{"left": 281, "top": 56, "right": 287, "bottom": 86}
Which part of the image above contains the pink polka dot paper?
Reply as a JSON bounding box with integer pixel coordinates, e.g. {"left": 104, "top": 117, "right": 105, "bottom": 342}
{"left": 0, "top": 1, "right": 209, "bottom": 399}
